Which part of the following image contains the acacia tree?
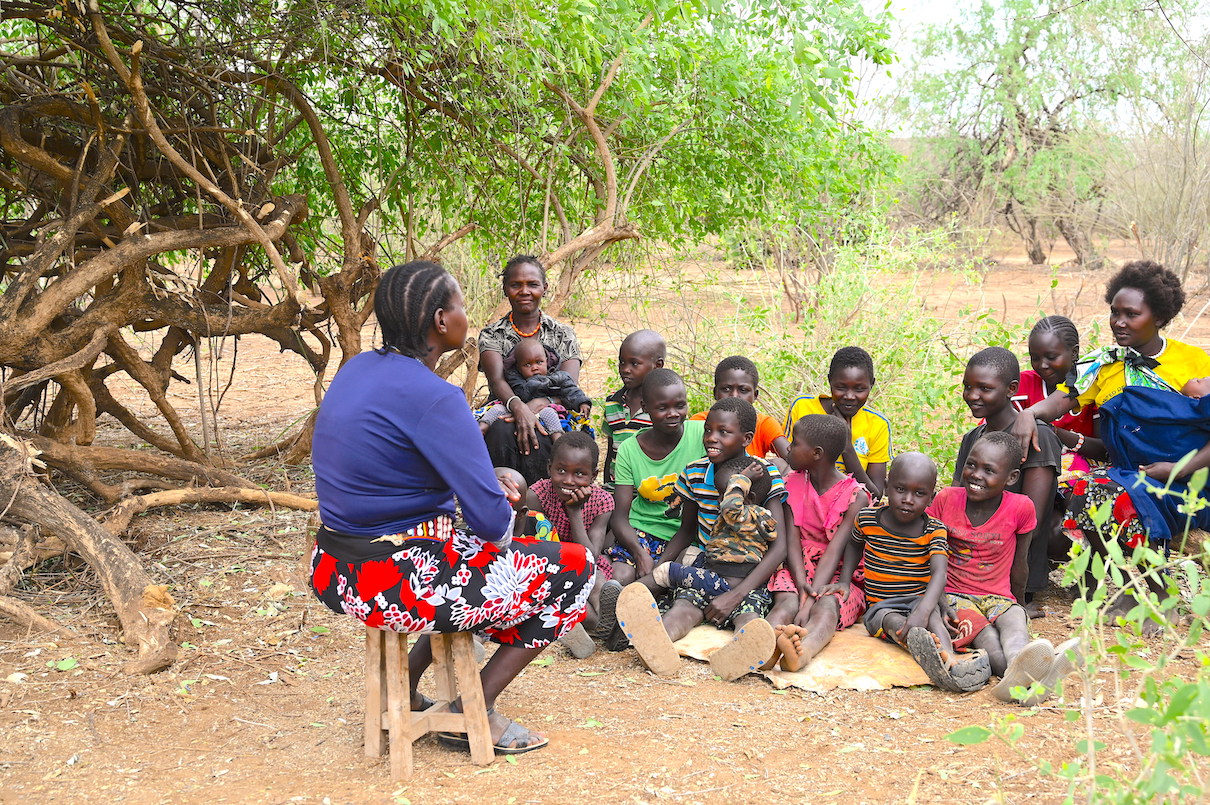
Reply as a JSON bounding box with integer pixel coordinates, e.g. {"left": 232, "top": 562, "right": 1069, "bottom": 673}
{"left": 896, "top": 0, "right": 1191, "bottom": 267}
{"left": 0, "top": 0, "right": 892, "bottom": 664}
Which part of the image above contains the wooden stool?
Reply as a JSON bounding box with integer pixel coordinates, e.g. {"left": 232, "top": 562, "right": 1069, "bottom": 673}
{"left": 364, "top": 628, "right": 494, "bottom": 779}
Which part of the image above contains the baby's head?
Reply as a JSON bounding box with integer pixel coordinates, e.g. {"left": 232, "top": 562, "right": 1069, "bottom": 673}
{"left": 513, "top": 337, "right": 548, "bottom": 379}
{"left": 618, "top": 329, "right": 666, "bottom": 391}
{"left": 494, "top": 467, "right": 528, "bottom": 514}
{"left": 704, "top": 397, "right": 756, "bottom": 464}
{"left": 787, "top": 414, "right": 847, "bottom": 473}
{"left": 715, "top": 454, "right": 771, "bottom": 505}
{"left": 827, "top": 347, "right": 876, "bottom": 419}
{"left": 713, "top": 356, "right": 760, "bottom": 404}
{"left": 1182, "top": 377, "right": 1210, "bottom": 399}
{"left": 884, "top": 452, "right": 938, "bottom": 526}
{"left": 961, "top": 431, "right": 1023, "bottom": 503}
{"left": 962, "top": 347, "right": 1020, "bottom": 420}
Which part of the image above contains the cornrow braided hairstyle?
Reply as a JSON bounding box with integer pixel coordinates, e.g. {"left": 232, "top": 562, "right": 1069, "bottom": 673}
{"left": 374, "top": 260, "right": 457, "bottom": 360}
{"left": 1030, "top": 315, "right": 1080, "bottom": 355}
{"left": 1030, "top": 315, "right": 1081, "bottom": 388}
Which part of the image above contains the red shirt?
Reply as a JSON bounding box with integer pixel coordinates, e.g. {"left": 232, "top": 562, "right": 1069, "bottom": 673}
{"left": 927, "top": 486, "right": 1036, "bottom": 600}
{"left": 1017, "top": 370, "right": 1096, "bottom": 437}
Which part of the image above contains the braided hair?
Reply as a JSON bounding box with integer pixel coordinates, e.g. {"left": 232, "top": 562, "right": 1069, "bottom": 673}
{"left": 1029, "top": 315, "right": 1080, "bottom": 355}
{"left": 374, "top": 261, "right": 457, "bottom": 360}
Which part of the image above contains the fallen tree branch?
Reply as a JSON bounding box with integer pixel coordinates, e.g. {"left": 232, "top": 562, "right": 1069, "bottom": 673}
{"left": 0, "top": 595, "right": 71, "bottom": 635}
{"left": 103, "top": 485, "right": 318, "bottom": 535}
{"left": 0, "top": 437, "right": 173, "bottom": 671}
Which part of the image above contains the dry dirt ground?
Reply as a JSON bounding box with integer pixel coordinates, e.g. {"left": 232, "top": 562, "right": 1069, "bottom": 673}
{"left": 2, "top": 246, "right": 1209, "bottom": 804}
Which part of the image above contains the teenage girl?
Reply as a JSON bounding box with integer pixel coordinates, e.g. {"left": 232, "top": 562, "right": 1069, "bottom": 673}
{"left": 764, "top": 415, "right": 870, "bottom": 672}
{"left": 784, "top": 347, "right": 891, "bottom": 499}
{"left": 1019, "top": 316, "right": 1106, "bottom": 474}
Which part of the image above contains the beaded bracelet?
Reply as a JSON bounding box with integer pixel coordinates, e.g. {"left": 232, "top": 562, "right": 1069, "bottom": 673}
{"left": 1072, "top": 432, "right": 1085, "bottom": 453}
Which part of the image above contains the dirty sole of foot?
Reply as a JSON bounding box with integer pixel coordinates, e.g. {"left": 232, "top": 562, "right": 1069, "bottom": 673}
{"left": 615, "top": 584, "right": 680, "bottom": 676}
{"left": 709, "top": 618, "right": 777, "bottom": 681}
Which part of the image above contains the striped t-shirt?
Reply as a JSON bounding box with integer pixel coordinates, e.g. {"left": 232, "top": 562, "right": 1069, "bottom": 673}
{"left": 851, "top": 508, "right": 948, "bottom": 604}
{"left": 676, "top": 457, "right": 787, "bottom": 546}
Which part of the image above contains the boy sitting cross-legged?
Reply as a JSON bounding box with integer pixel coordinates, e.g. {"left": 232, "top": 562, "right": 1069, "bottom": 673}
{"left": 616, "top": 398, "right": 789, "bottom": 681}
{"left": 651, "top": 456, "right": 777, "bottom": 601}
{"left": 830, "top": 452, "right": 992, "bottom": 692}
{"left": 598, "top": 368, "right": 706, "bottom": 649}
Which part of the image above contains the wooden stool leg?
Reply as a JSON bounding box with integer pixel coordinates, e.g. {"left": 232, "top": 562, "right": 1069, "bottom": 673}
{"left": 430, "top": 633, "right": 458, "bottom": 704}
{"left": 364, "top": 628, "right": 385, "bottom": 758}
{"left": 384, "top": 631, "right": 412, "bottom": 781}
{"left": 450, "top": 633, "right": 495, "bottom": 765}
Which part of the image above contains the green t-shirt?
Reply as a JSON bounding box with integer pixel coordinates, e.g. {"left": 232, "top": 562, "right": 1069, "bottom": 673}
{"left": 614, "top": 420, "right": 706, "bottom": 542}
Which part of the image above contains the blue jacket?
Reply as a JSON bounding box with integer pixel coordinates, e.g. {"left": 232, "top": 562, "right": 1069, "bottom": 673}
{"left": 1101, "top": 386, "right": 1210, "bottom": 544}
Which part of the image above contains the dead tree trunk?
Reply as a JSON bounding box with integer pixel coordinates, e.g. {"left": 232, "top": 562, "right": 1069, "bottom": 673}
{"left": 0, "top": 438, "right": 177, "bottom": 673}
{"left": 1055, "top": 216, "right": 1105, "bottom": 270}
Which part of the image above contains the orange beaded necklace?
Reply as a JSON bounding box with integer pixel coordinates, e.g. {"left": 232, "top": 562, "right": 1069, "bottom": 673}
{"left": 509, "top": 312, "right": 540, "bottom": 338}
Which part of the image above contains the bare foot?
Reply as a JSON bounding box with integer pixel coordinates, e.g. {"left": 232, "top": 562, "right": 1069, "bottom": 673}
{"left": 1024, "top": 600, "right": 1047, "bottom": 619}
{"left": 776, "top": 624, "right": 809, "bottom": 672}
{"left": 759, "top": 625, "right": 785, "bottom": 671}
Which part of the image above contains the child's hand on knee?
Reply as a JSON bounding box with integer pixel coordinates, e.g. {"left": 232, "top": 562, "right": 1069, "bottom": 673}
{"left": 816, "top": 582, "right": 850, "bottom": 601}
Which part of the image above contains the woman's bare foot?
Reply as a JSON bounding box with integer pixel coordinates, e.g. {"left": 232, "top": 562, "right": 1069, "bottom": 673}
{"left": 486, "top": 709, "right": 548, "bottom": 752}
{"left": 776, "top": 624, "right": 809, "bottom": 672}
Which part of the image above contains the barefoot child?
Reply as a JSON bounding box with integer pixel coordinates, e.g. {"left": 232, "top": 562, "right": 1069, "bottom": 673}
{"left": 602, "top": 330, "right": 666, "bottom": 486}
{"left": 785, "top": 347, "right": 891, "bottom": 498}
{"left": 957, "top": 347, "right": 1062, "bottom": 616}
{"left": 763, "top": 415, "right": 870, "bottom": 672}
{"left": 651, "top": 456, "right": 777, "bottom": 599}
{"left": 617, "top": 398, "right": 788, "bottom": 681}
{"left": 527, "top": 432, "right": 614, "bottom": 657}
{"left": 928, "top": 431, "right": 1068, "bottom": 702}
{"left": 478, "top": 338, "right": 591, "bottom": 439}
{"left": 833, "top": 453, "right": 991, "bottom": 692}
{"left": 690, "top": 356, "right": 790, "bottom": 461}
{"left": 602, "top": 369, "right": 706, "bottom": 648}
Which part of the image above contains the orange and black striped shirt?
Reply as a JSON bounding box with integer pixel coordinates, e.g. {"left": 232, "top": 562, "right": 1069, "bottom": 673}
{"left": 851, "top": 508, "right": 948, "bottom": 604}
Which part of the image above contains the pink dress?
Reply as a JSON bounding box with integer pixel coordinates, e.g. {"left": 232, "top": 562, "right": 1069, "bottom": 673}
{"left": 768, "top": 471, "right": 869, "bottom": 628}
{"left": 530, "top": 479, "right": 614, "bottom": 577}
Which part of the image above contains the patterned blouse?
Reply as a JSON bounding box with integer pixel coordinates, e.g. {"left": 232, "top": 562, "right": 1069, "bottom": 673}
{"left": 477, "top": 312, "right": 582, "bottom": 372}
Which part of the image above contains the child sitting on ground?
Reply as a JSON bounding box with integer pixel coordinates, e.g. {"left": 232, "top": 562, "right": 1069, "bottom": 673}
{"left": 616, "top": 397, "right": 788, "bottom": 681}
{"left": 651, "top": 456, "right": 777, "bottom": 599}
{"left": 602, "top": 330, "right": 666, "bottom": 486}
{"left": 689, "top": 356, "right": 790, "bottom": 461}
{"left": 957, "top": 347, "right": 1062, "bottom": 620}
{"left": 527, "top": 432, "right": 615, "bottom": 658}
{"left": 831, "top": 452, "right": 991, "bottom": 692}
{"left": 495, "top": 467, "right": 555, "bottom": 540}
{"left": 929, "top": 431, "right": 1078, "bottom": 704}
{"left": 763, "top": 415, "right": 870, "bottom": 672}
{"left": 784, "top": 347, "right": 891, "bottom": 499}
{"left": 478, "top": 337, "right": 591, "bottom": 439}
{"left": 599, "top": 368, "right": 706, "bottom": 649}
